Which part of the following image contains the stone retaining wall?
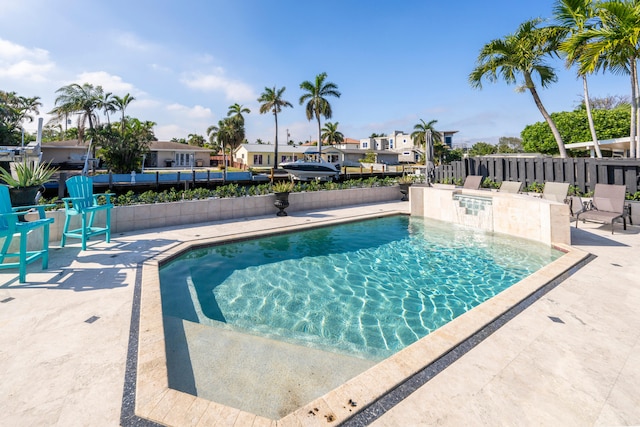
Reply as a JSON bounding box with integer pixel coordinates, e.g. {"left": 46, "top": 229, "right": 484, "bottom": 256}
{"left": 22, "top": 186, "right": 401, "bottom": 247}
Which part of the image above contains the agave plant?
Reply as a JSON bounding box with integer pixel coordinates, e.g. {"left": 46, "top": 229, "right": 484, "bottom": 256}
{"left": 272, "top": 181, "right": 294, "bottom": 193}
{"left": 0, "top": 160, "right": 58, "bottom": 188}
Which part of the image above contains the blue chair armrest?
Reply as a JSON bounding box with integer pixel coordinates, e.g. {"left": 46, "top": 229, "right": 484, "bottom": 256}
{"left": 92, "top": 193, "right": 113, "bottom": 205}
{"left": 12, "top": 203, "right": 57, "bottom": 219}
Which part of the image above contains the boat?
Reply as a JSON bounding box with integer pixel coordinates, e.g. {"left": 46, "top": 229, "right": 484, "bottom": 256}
{"left": 279, "top": 152, "right": 340, "bottom": 181}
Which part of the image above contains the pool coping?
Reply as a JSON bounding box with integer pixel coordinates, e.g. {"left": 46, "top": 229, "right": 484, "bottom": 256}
{"left": 133, "top": 212, "right": 592, "bottom": 426}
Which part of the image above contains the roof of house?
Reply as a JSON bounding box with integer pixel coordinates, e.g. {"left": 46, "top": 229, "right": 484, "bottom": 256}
{"left": 150, "top": 141, "right": 211, "bottom": 152}
{"left": 41, "top": 140, "right": 89, "bottom": 148}
{"left": 41, "top": 140, "right": 211, "bottom": 152}
{"left": 236, "top": 144, "right": 309, "bottom": 154}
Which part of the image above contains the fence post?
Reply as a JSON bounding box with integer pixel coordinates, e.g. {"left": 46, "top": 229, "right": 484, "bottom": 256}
{"left": 58, "top": 172, "right": 67, "bottom": 198}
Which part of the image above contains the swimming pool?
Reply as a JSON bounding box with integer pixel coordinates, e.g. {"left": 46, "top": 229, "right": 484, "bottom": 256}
{"left": 160, "top": 215, "right": 563, "bottom": 360}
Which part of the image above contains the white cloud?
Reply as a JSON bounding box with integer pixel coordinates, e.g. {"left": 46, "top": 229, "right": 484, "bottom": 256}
{"left": 150, "top": 63, "right": 172, "bottom": 73}
{"left": 166, "top": 103, "right": 213, "bottom": 119}
{"left": 180, "top": 70, "right": 255, "bottom": 101}
{"left": 0, "top": 38, "right": 55, "bottom": 82}
{"left": 154, "top": 124, "right": 184, "bottom": 140}
{"left": 74, "top": 71, "right": 136, "bottom": 93}
{"left": 113, "top": 32, "right": 154, "bottom": 52}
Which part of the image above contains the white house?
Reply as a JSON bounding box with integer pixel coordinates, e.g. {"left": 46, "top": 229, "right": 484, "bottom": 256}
{"left": 41, "top": 140, "right": 212, "bottom": 169}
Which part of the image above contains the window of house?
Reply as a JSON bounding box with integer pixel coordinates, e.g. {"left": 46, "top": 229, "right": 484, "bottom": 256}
{"left": 362, "top": 142, "right": 368, "bottom": 149}
{"left": 445, "top": 136, "right": 453, "bottom": 147}
{"left": 253, "top": 154, "right": 263, "bottom": 165}
{"left": 389, "top": 139, "right": 393, "bottom": 149}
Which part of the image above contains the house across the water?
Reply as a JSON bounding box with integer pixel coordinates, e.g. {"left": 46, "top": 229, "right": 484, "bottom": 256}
{"left": 41, "top": 140, "right": 212, "bottom": 169}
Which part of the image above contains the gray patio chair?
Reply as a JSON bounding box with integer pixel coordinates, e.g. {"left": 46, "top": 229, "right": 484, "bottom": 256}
{"left": 463, "top": 175, "right": 483, "bottom": 190}
{"left": 575, "top": 184, "right": 630, "bottom": 234}
{"left": 541, "top": 182, "right": 570, "bottom": 203}
{"left": 499, "top": 181, "right": 523, "bottom": 194}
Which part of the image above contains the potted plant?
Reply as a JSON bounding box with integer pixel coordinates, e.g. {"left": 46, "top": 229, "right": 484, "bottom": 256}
{"left": 272, "top": 181, "right": 294, "bottom": 216}
{"left": 0, "top": 160, "right": 58, "bottom": 207}
{"left": 397, "top": 174, "right": 414, "bottom": 201}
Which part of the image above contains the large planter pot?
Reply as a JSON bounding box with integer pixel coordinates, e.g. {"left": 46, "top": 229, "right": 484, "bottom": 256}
{"left": 274, "top": 192, "right": 290, "bottom": 216}
{"left": 9, "top": 185, "right": 42, "bottom": 207}
{"left": 399, "top": 183, "right": 412, "bottom": 201}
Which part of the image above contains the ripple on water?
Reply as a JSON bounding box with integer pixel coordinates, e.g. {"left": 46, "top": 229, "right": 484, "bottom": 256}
{"left": 160, "top": 216, "right": 562, "bottom": 359}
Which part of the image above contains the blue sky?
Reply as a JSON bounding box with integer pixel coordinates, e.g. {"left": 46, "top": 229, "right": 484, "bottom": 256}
{"left": 0, "top": 0, "right": 630, "bottom": 147}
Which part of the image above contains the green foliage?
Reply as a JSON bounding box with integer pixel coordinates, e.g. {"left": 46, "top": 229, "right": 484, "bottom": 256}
{"left": 0, "top": 90, "right": 42, "bottom": 146}
{"left": 438, "top": 177, "right": 464, "bottom": 186}
{"left": 272, "top": 181, "right": 294, "bottom": 193}
{"left": 498, "top": 136, "right": 524, "bottom": 152}
{"left": 397, "top": 174, "right": 415, "bottom": 184}
{"left": 444, "top": 148, "right": 464, "bottom": 163}
{"left": 360, "top": 151, "right": 377, "bottom": 163}
{"left": 96, "top": 119, "right": 155, "bottom": 173}
{"left": 44, "top": 177, "right": 397, "bottom": 207}
{"left": 524, "top": 181, "right": 544, "bottom": 193}
{"left": 0, "top": 160, "right": 58, "bottom": 188}
{"left": 469, "top": 142, "right": 497, "bottom": 156}
{"left": 521, "top": 106, "right": 631, "bottom": 154}
{"left": 482, "top": 178, "right": 500, "bottom": 189}
{"left": 626, "top": 192, "right": 640, "bottom": 201}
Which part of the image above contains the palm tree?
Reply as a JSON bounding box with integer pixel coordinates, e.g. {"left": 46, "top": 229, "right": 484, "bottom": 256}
{"left": 226, "top": 103, "right": 250, "bottom": 152}
{"left": 258, "top": 86, "right": 293, "bottom": 169}
{"left": 569, "top": 0, "right": 640, "bottom": 158}
{"left": 469, "top": 19, "right": 568, "bottom": 158}
{"left": 50, "top": 83, "right": 104, "bottom": 141}
{"left": 299, "top": 72, "right": 341, "bottom": 158}
{"left": 554, "top": 0, "right": 603, "bottom": 158}
{"left": 98, "top": 91, "right": 116, "bottom": 125}
{"left": 410, "top": 119, "right": 442, "bottom": 147}
{"left": 207, "top": 119, "right": 236, "bottom": 172}
{"left": 16, "top": 95, "right": 42, "bottom": 125}
{"left": 206, "top": 125, "right": 222, "bottom": 153}
{"left": 187, "top": 133, "right": 206, "bottom": 147}
{"left": 321, "top": 121, "right": 344, "bottom": 145}
{"left": 112, "top": 93, "right": 136, "bottom": 133}
{"left": 227, "top": 103, "right": 250, "bottom": 123}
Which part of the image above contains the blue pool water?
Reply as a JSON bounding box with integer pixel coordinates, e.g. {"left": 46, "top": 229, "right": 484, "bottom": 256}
{"left": 160, "top": 216, "right": 563, "bottom": 359}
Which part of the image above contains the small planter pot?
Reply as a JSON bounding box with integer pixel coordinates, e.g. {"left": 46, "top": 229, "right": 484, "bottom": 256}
{"left": 274, "top": 192, "right": 290, "bottom": 216}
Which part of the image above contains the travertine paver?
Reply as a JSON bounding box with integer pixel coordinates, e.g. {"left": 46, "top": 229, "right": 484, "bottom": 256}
{"left": 0, "top": 202, "right": 406, "bottom": 426}
{"left": 0, "top": 202, "right": 638, "bottom": 426}
{"left": 371, "top": 222, "right": 640, "bottom": 426}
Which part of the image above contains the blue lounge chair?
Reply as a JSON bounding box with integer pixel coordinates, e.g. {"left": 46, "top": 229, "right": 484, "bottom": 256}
{"left": 61, "top": 176, "right": 113, "bottom": 250}
{"left": 0, "top": 185, "right": 55, "bottom": 283}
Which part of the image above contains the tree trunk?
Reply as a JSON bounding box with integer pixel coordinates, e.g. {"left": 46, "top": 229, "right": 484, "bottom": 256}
{"left": 525, "top": 73, "right": 567, "bottom": 158}
{"left": 583, "top": 76, "right": 602, "bottom": 158}
{"left": 316, "top": 115, "right": 322, "bottom": 158}
{"left": 630, "top": 63, "right": 637, "bottom": 159}
{"left": 633, "top": 58, "right": 639, "bottom": 158}
{"left": 274, "top": 111, "right": 279, "bottom": 170}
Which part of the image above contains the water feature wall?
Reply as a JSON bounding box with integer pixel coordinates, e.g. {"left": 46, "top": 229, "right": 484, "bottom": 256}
{"left": 410, "top": 186, "right": 570, "bottom": 245}
{"left": 452, "top": 193, "right": 494, "bottom": 231}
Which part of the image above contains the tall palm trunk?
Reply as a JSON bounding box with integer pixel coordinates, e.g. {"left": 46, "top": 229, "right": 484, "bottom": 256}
{"left": 634, "top": 58, "right": 640, "bottom": 159}
{"left": 316, "top": 115, "right": 322, "bottom": 158}
{"left": 273, "top": 111, "right": 279, "bottom": 169}
{"left": 583, "top": 76, "right": 602, "bottom": 158}
{"left": 525, "top": 73, "right": 568, "bottom": 158}
{"left": 630, "top": 62, "right": 637, "bottom": 159}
